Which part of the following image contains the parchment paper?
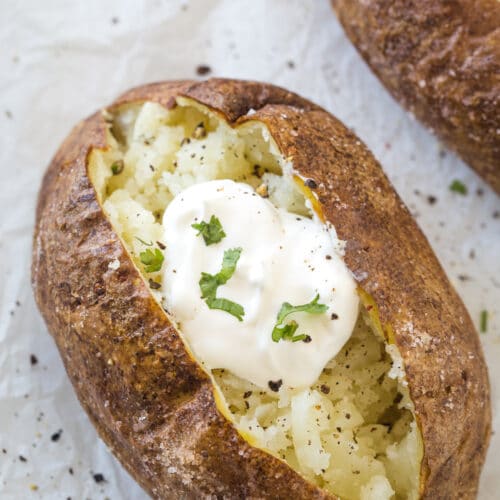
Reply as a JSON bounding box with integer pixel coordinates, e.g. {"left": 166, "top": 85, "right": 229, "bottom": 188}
{"left": 0, "top": 1, "right": 498, "bottom": 498}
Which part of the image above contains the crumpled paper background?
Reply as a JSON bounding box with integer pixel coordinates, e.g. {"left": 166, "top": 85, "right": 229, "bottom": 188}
{"left": 0, "top": 0, "right": 498, "bottom": 498}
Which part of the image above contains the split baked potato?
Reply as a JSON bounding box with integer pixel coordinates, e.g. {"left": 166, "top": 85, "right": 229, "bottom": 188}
{"left": 331, "top": 0, "right": 500, "bottom": 193}
{"left": 32, "top": 79, "right": 490, "bottom": 499}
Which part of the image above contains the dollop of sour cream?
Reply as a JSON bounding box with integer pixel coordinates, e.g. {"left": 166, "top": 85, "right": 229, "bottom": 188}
{"left": 161, "top": 180, "right": 359, "bottom": 389}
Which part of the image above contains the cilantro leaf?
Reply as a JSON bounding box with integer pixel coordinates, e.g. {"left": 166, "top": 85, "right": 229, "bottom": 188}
{"left": 271, "top": 294, "right": 328, "bottom": 343}
{"left": 135, "top": 236, "right": 153, "bottom": 246}
{"left": 272, "top": 320, "right": 299, "bottom": 342}
{"left": 199, "top": 272, "right": 219, "bottom": 300}
{"left": 198, "top": 248, "right": 245, "bottom": 321}
{"left": 449, "top": 179, "right": 467, "bottom": 195}
{"left": 217, "top": 247, "right": 242, "bottom": 284}
{"left": 206, "top": 297, "right": 245, "bottom": 322}
{"left": 191, "top": 215, "right": 226, "bottom": 245}
{"left": 276, "top": 294, "right": 328, "bottom": 324}
{"left": 139, "top": 248, "right": 164, "bottom": 273}
{"left": 110, "top": 160, "right": 124, "bottom": 175}
{"left": 480, "top": 310, "right": 488, "bottom": 333}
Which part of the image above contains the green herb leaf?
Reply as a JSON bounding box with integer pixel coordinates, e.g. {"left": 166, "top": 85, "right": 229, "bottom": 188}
{"left": 206, "top": 297, "right": 245, "bottom": 321}
{"left": 199, "top": 272, "right": 219, "bottom": 300}
{"left": 480, "top": 310, "right": 488, "bottom": 333}
{"left": 276, "top": 294, "right": 328, "bottom": 324}
{"left": 271, "top": 294, "right": 328, "bottom": 343}
{"left": 198, "top": 247, "right": 245, "bottom": 321}
{"left": 271, "top": 322, "right": 310, "bottom": 343}
{"left": 272, "top": 320, "right": 299, "bottom": 342}
{"left": 135, "top": 236, "right": 153, "bottom": 246}
{"left": 191, "top": 215, "right": 226, "bottom": 245}
{"left": 111, "top": 160, "right": 124, "bottom": 175}
{"left": 291, "top": 334, "right": 308, "bottom": 343}
{"left": 449, "top": 179, "right": 467, "bottom": 195}
{"left": 217, "top": 247, "right": 242, "bottom": 284}
{"left": 139, "top": 248, "right": 164, "bottom": 273}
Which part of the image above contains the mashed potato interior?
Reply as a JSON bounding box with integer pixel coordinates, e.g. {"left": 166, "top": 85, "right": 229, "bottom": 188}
{"left": 89, "top": 100, "right": 422, "bottom": 500}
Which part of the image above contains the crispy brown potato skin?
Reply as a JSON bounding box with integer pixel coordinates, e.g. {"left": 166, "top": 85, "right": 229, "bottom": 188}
{"left": 332, "top": 0, "right": 500, "bottom": 193}
{"left": 32, "top": 79, "right": 490, "bottom": 499}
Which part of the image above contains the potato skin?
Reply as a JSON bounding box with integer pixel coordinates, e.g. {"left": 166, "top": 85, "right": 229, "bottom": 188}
{"left": 32, "top": 79, "right": 490, "bottom": 499}
{"left": 332, "top": 0, "right": 500, "bottom": 193}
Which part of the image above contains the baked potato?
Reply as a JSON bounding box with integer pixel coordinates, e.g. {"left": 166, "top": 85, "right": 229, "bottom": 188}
{"left": 32, "top": 79, "right": 490, "bottom": 499}
{"left": 331, "top": 0, "right": 500, "bottom": 193}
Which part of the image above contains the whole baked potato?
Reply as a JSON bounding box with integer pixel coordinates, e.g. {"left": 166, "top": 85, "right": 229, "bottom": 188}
{"left": 331, "top": 0, "right": 500, "bottom": 193}
{"left": 32, "top": 79, "right": 490, "bottom": 499}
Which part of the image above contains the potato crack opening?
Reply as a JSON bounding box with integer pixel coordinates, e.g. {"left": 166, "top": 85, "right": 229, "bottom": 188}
{"left": 89, "top": 99, "right": 421, "bottom": 500}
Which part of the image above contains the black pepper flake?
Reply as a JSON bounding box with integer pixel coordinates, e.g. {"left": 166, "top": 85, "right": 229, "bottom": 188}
{"left": 19, "top": 455, "right": 27, "bottom": 462}
{"left": 244, "top": 401, "right": 250, "bottom": 409}
{"left": 287, "top": 60, "right": 295, "bottom": 69}
{"left": 303, "top": 335, "right": 312, "bottom": 343}
{"left": 331, "top": 313, "right": 339, "bottom": 320}
{"left": 493, "top": 210, "right": 499, "bottom": 219}
{"left": 345, "top": 413, "right": 351, "bottom": 419}
{"left": 30, "top": 354, "right": 38, "bottom": 366}
{"left": 243, "top": 391, "right": 252, "bottom": 399}
{"left": 2, "top": 448, "right": 6, "bottom": 454}
{"left": 68, "top": 467, "right": 74, "bottom": 475}
{"left": 92, "top": 473, "right": 106, "bottom": 483}
{"left": 458, "top": 274, "right": 470, "bottom": 282}
{"left": 268, "top": 379, "right": 283, "bottom": 392}
{"left": 320, "top": 384, "right": 330, "bottom": 394}
{"left": 196, "top": 64, "right": 212, "bottom": 76}
{"left": 304, "top": 178, "right": 317, "bottom": 189}
{"left": 51, "top": 429, "right": 63, "bottom": 442}
{"left": 325, "top": 255, "right": 332, "bottom": 260}
{"left": 253, "top": 164, "right": 264, "bottom": 178}
{"left": 427, "top": 195, "right": 437, "bottom": 205}
{"left": 149, "top": 279, "right": 161, "bottom": 290}
{"left": 149, "top": 164, "right": 155, "bottom": 172}
{"left": 157, "top": 241, "right": 166, "bottom": 250}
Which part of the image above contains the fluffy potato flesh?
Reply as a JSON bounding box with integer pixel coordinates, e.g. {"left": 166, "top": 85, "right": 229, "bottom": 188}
{"left": 89, "top": 99, "right": 422, "bottom": 500}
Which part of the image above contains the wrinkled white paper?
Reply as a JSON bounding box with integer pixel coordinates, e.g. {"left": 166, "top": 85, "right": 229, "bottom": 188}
{"left": 0, "top": 1, "right": 498, "bottom": 498}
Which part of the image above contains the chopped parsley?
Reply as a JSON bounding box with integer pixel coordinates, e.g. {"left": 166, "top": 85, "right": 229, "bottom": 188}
{"left": 480, "top": 310, "right": 488, "bottom": 333}
{"left": 206, "top": 297, "right": 244, "bottom": 321}
{"left": 110, "top": 160, "right": 124, "bottom": 175}
{"left": 135, "top": 236, "right": 153, "bottom": 246}
{"left": 271, "top": 294, "right": 328, "bottom": 343}
{"left": 199, "top": 248, "right": 245, "bottom": 321}
{"left": 449, "top": 179, "right": 467, "bottom": 195}
{"left": 139, "top": 248, "right": 164, "bottom": 273}
{"left": 192, "top": 215, "right": 226, "bottom": 245}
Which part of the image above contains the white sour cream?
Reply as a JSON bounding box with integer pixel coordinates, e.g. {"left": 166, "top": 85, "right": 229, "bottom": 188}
{"left": 161, "top": 179, "right": 359, "bottom": 389}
